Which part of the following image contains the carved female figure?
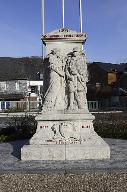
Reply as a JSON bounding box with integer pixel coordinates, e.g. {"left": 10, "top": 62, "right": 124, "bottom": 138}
{"left": 42, "top": 48, "right": 65, "bottom": 112}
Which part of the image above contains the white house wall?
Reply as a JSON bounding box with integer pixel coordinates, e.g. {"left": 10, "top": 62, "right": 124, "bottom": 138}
{"left": 27, "top": 81, "right": 43, "bottom": 87}
{"left": 0, "top": 80, "right": 27, "bottom": 94}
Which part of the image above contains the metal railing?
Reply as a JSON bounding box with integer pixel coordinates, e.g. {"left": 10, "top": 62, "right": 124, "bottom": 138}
{"left": 0, "top": 101, "right": 40, "bottom": 112}
{"left": 0, "top": 100, "right": 100, "bottom": 112}
{"left": 1, "top": 100, "right": 126, "bottom": 112}
{"left": 87, "top": 101, "right": 100, "bottom": 110}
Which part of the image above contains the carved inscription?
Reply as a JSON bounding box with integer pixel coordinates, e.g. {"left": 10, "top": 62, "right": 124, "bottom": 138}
{"left": 43, "top": 29, "right": 86, "bottom": 40}
{"left": 82, "top": 125, "right": 90, "bottom": 128}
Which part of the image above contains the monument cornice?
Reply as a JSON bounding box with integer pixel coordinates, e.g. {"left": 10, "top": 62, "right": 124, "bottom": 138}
{"left": 42, "top": 28, "right": 87, "bottom": 42}
{"left": 35, "top": 113, "right": 95, "bottom": 121}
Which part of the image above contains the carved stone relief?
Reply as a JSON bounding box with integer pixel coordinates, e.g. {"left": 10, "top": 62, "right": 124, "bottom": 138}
{"left": 42, "top": 47, "right": 88, "bottom": 113}
{"left": 51, "top": 122, "right": 78, "bottom": 140}
{"left": 42, "top": 48, "right": 65, "bottom": 112}
{"left": 65, "top": 47, "right": 88, "bottom": 110}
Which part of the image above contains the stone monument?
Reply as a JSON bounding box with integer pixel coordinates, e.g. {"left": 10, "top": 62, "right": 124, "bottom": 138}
{"left": 21, "top": 1, "right": 110, "bottom": 160}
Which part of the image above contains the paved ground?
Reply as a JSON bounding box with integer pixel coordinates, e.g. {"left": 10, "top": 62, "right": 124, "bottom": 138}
{"left": 0, "top": 138, "right": 127, "bottom": 173}
{"left": 0, "top": 139, "right": 127, "bottom": 192}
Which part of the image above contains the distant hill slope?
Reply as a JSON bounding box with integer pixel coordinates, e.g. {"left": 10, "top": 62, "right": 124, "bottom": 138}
{"left": 0, "top": 57, "right": 43, "bottom": 81}
{"left": 1, "top": 57, "right": 127, "bottom": 81}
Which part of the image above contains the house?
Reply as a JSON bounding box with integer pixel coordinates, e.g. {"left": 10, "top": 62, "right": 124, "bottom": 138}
{"left": 0, "top": 57, "right": 43, "bottom": 111}
{"left": 87, "top": 62, "right": 127, "bottom": 109}
{"left": 88, "top": 62, "right": 127, "bottom": 86}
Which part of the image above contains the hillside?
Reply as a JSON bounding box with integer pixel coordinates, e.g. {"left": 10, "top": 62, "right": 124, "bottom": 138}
{"left": 0, "top": 57, "right": 43, "bottom": 80}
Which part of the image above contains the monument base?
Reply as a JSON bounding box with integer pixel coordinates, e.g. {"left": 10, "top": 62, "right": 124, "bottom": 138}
{"left": 21, "top": 113, "right": 110, "bottom": 160}
{"left": 21, "top": 136, "right": 110, "bottom": 160}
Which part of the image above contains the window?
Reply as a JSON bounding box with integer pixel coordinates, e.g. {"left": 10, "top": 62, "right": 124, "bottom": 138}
{"left": 0, "top": 82, "right": 6, "bottom": 91}
{"left": 31, "top": 86, "right": 38, "bottom": 94}
{"left": 15, "top": 82, "right": 20, "bottom": 91}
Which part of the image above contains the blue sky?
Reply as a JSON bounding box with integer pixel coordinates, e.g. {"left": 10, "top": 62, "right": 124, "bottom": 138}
{"left": 0, "top": 0, "right": 127, "bottom": 63}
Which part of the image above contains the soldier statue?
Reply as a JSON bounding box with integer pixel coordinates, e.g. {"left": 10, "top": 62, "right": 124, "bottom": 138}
{"left": 66, "top": 47, "right": 88, "bottom": 110}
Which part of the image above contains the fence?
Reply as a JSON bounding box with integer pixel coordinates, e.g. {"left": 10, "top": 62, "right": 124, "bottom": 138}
{"left": 0, "top": 100, "right": 100, "bottom": 112}
{"left": 0, "top": 101, "right": 40, "bottom": 112}
{"left": 87, "top": 101, "right": 100, "bottom": 111}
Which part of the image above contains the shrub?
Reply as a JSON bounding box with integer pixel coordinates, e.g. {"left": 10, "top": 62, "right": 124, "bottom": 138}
{"left": 0, "top": 115, "right": 37, "bottom": 143}
{"left": 0, "top": 135, "right": 8, "bottom": 142}
{"left": 4, "top": 108, "right": 24, "bottom": 113}
{"left": 94, "top": 112, "right": 127, "bottom": 140}
{"left": 0, "top": 112, "right": 127, "bottom": 143}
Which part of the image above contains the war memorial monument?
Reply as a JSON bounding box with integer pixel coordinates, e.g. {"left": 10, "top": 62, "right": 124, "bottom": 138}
{"left": 21, "top": 0, "right": 110, "bottom": 160}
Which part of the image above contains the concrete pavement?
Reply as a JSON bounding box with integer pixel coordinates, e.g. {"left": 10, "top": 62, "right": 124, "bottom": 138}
{"left": 0, "top": 138, "right": 127, "bottom": 173}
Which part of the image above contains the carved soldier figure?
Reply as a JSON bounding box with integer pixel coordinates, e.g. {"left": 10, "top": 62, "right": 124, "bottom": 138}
{"left": 42, "top": 48, "right": 65, "bottom": 112}
{"left": 66, "top": 47, "right": 88, "bottom": 110}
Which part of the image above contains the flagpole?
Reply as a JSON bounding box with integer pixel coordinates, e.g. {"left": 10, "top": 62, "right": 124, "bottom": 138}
{"left": 79, "top": 0, "right": 84, "bottom": 50}
{"left": 79, "top": 0, "right": 83, "bottom": 33}
{"left": 62, "top": 0, "right": 65, "bottom": 28}
{"left": 42, "top": 0, "right": 45, "bottom": 59}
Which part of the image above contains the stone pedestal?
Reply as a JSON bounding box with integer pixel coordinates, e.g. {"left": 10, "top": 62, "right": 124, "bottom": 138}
{"left": 22, "top": 143, "right": 110, "bottom": 161}
{"left": 21, "top": 112, "right": 110, "bottom": 160}
{"left": 21, "top": 28, "right": 110, "bottom": 160}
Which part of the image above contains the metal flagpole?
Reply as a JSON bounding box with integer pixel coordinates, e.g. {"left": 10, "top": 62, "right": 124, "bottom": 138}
{"left": 79, "top": 0, "right": 83, "bottom": 33}
{"left": 42, "top": 0, "right": 45, "bottom": 59}
{"left": 79, "top": 0, "right": 84, "bottom": 50}
{"left": 62, "top": 0, "right": 65, "bottom": 28}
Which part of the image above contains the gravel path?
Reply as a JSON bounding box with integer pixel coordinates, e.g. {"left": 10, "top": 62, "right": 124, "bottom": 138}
{"left": 0, "top": 172, "right": 127, "bottom": 192}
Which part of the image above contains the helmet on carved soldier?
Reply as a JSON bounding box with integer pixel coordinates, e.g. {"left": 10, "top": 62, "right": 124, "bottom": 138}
{"left": 72, "top": 47, "right": 81, "bottom": 57}
{"left": 73, "top": 47, "right": 81, "bottom": 52}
